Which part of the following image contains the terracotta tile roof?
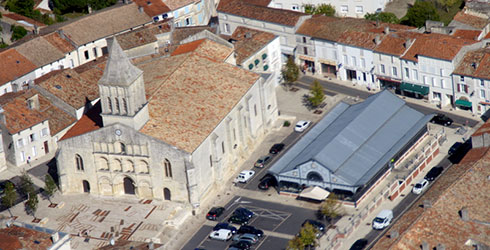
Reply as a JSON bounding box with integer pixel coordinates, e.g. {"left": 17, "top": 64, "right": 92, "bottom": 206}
{"left": 485, "top": 32, "right": 490, "bottom": 39}
{"left": 2, "top": 13, "right": 46, "bottom": 27}
{"left": 242, "top": 0, "right": 271, "bottom": 6}
{"left": 42, "top": 32, "right": 75, "bottom": 53}
{"left": 230, "top": 26, "right": 277, "bottom": 64}
{"left": 14, "top": 36, "right": 66, "bottom": 67}
{"left": 116, "top": 26, "right": 158, "bottom": 50}
{"left": 172, "top": 26, "right": 217, "bottom": 43}
{"left": 139, "top": 39, "right": 259, "bottom": 153}
{"left": 453, "top": 11, "right": 490, "bottom": 29}
{"left": 134, "top": 0, "right": 170, "bottom": 16}
{"left": 296, "top": 16, "right": 375, "bottom": 42}
{"left": 0, "top": 48, "right": 37, "bottom": 84}
{"left": 453, "top": 48, "right": 490, "bottom": 80}
{"left": 452, "top": 29, "right": 482, "bottom": 40}
{"left": 372, "top": 147, "right": 490, "bottom": 250}
{"left": 60, "top": 101, "right": 102, "bottom": 141}
{"left": 218, "top": 0, "right": 308, "bottom": 27}
{"left": 35, "top": 68, "right": 101, "bottom": 110}
{"left": 0, "top": 89, "right": 75, "bottom": 135}
{"left": 472, "top": 119, "right": 490, "bottom": 137}
{"left": 163, "top": 0, "right": 199, "bottom": 10}
{"left": 171, "top": 39, "right": 234, "bottom": 61}
{"left": 59, "top": 3, "right": 152, "bottom": 46}
{"left": 374, "top": 31, "right": 423, "bottom": 56}
{"left": 0, "top": 225, "right": 55, "bottom": 250}
{"left": 337, "top": 30, "right": 381, "bottom": 49}
{"left": 401, "top": 33, "right": 476, "bottom": 62}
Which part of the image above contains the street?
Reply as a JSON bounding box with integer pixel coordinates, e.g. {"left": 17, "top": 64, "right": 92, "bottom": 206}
{"left": 298, "top": 76, "right": 480, "bottom": 128}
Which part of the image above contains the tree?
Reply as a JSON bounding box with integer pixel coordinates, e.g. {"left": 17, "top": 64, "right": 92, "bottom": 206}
{"left": 287, "top": 235, "right": 303, "bottom": 250}
{"left": 43, "top": 174, "right": 57, "bottom": 203}
{"left": 303, "top": 3, "right": 335, "bottom": 16}
{"left": 25, "top": 191, "right": 38, "bottom": 218}
{"left": 308, "top": 80, "right": 325, "bottom": 107}
{"left": 401, "top": 0, "right": 440, "bottom": 28}
{"left": 10, "top": 25, "right": 28, "bottom": 41}
{"left": 281, "top": 57, "right": 300, "bottom": 90}
{"left": 19, "top": 171, "right": 35, "bottom": 198}
{"left": 320, "top": 193, "right": 343, "bottom": 223}
{"left": 437, "top": 0, "right": 459, "bottom": 12}
{"left": 365, "top": 12, "right": 399, "bottom": 24}
{"left": 6, "top": 0, "right": 35, "bottom": 17}
{"left": 1, "top": 182, "right": 17, "bottom": 216}
{"left": 287, "top": 223, "right": 318, "bottom": 250}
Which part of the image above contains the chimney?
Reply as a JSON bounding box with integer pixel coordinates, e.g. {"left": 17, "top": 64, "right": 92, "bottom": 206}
{"left": 421, "top": 241, "right": 429, "bottom": 250}
{"left": 404, "top": 38, "right": 413, "bottom": 48}
{"left": 374, "top": 35, "right": 381, "bottom": 45}
{"left": 244, "top": 32, "right": 252, "bottom": 38}
{"left": 0, "top": 105, "right": 6, "bottom": 124}
{"left": 58, "top": 30, "right": 65, "bottom": 40}
{"left": 138, "top": 6, "right": 144, "bottom": 13}
{"left": 423, "top": 199, "right": 431, "bottom": 208}
{"left": 384, "top": 26, "right": 390, "bottom": 34}
{"left": 459, "top": 207, "right": 469, "bottom": 221}
{"left": 51, "top": 232, "right": 59, "bottom": 243}
{"left": 471, "top": 62, "right": 478, "bottom": 69}
{"left": 436, "top": 244, "right": 446, "bottom": 250}
{"left": 27, "top": 94, "right": 40, "bottom": 110}
{"left": 88, "top": 5, "right": 93, "bottom": 14}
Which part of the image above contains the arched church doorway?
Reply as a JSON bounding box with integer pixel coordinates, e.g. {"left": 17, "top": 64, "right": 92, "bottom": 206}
{"left": 83, "top": 180, "right": 90, "bottom": 193}
{"left": 123, "top": 177, "right": 135, "bottom": 195}
{"left": 163, "top": 188, "right": 171, "bottom": 200}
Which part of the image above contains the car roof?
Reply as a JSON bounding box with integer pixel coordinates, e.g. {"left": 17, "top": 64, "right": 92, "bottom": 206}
{"left": 216, "top": 229, "right": 231, "bottom": 233}
{"left": 377, "top": 209, "right": 392, "bottom": 217}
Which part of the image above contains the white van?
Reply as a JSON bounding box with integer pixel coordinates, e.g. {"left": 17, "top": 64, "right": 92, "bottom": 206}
{"left": 372, "top": 209, "right": 393, "bottom": 230}
{"left": 209, "top": 229, "right": 233, "bottom": 241}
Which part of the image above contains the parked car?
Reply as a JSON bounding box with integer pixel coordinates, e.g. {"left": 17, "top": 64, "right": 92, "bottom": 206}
{"left": 234, "top": 207, "right": 254, "bottom": 218}
{"left": 229, "top": 240, "right": 251, "bottom": 250}
{"left": 430, "top": 114, "right": 453, "bottom": 126}
{"left": 302, "top": 220, "right": 325, "bottom": 232}
{"left": 372, "top": 209, "right": 393, "bottom": 230}
{"left": 448, "top": 142, "right": 463, "bottom": 155}
{"left": 350, "top": 239, "right": 368, "bottom": 250}
{"left": 258, "top": 175, "right": 277, "bottom": 190}
{"left": 232, "top": 233, "right": 259, "bottom": 244}
{"left": 236, "top": 170, "right": 255, "bottom": 183}
{"left": 238, "top": 225, "right": 264, "bottom": 237}
{"left": 206, "top": 207, "right": 225, "bottom": 220}
{"left": 294, "top": 120, "right": 311, "bottom": 132}
{"left": 213, "top": 223, "right": 237, "bottom": 234}
{"left": 269, "top": 143, "right": 285, "bottom": 154}
{"left": 424, "top": 166, "right": 444, "bottom": 181}
{"left": 254, "top": 155, "right": 271, "bottom": 168}
{"left": 228, "top": 214, "right": 250, "bottom": 225}
{"left": 209, "top": 229, "right": 232, "bottom": 241}
{"left": 412, "top": 179, "right": 429, "bottom": 195}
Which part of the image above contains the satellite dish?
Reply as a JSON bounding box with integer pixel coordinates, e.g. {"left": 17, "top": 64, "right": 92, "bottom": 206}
{"left": 110, "top": 237, "right": 115, "bottom": 245}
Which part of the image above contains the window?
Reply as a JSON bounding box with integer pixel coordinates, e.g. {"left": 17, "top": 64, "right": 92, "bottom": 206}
{"left": 174, "top": 11, "right": 179, "bottom": 18}
{"left": 412, "top": 69, "right": 418, "bottom": 80}
{"left": 254, "top": 104, "right": 257, "bottom": 116}
{"left": 303, "top": 47, "right": 308, "bottom": 55}
{"left": 302, "top": 37, "right": 307, "bottom": 43}
{"left": 343, "top": 55, "right": 348, "bottom": 64}
{"left": 441, "top": 79, "right": 445, "bottom": 88}
{"left": 120, "top": 142, "right": 126, "bottom": 154}
{"left": 431, "top": 77, "right": 435, "bottom": 87}
{"left": 221, "top": 141, "right": 225, "bottom": 154}
{"left": 107, "top": 97, "right": 112, "bottom": 112}
{"left": 460, "top": 76, "right": 465, "bottom": 82}
{"left": 341, "top": 5, "right": 348, "bottom": 13}
{"left": 123, "top": 99, "right": 128, "bottom": 114}
{"left": 164, "top": 159, "right": 172, "bottom": 178}
{"left": 404, "top": 67, "right": 409, "bottom": 78}
{"left": 32, "top": 146, "right": 37, "bottom": 157}
{"left": 185, "top": 17, "right": 192, "bottom": 26}
{"left": 291, "top": 4, "right": 299, "bottom": 10}
{"left": 197, "top": 1, "right": 202, "bottom": 11}
{"left": 481, "top": 89, "right": 486, "bottom": 99}
{"left": 440, "top": 68, "right": 445, "bottom": 76}
{"left": 480, "top": 80, "right": 485, "bottom": 87}
{"left": 75, "top": 154, "right": 84, "bottom": 171}
{"left": 209, "top": 155, "right": 213, "bottom": 167}
{"left": 263, "top": 65, "right": 269, "bottom": 71}
{"left": 17, "top": 138, "right": 24, "bottom": 148}
{"left": 29, "top": 133, "right": 36, "bottom": 142}
{"left": 84, "top": 50, "right": 89, "bottom": 60}
{"left": 248, "top": 64, "right": 253, "bottom": 70}
{"left": 41, "top": 128, "right": 49, "bottom": 137}
{"left": 355, "top": 6, "right": 363, "bottom": 13}
{"left": 351, "top": 56, "right": 356, "bottom": 66}
{"left": 363, "top": 72, "right": 367, "bottom": 81}
{"left": 115, "top": 98, "right": 120, "bottom": 113}
{"left": 185, "top": 6, "right": 189, "bottom": 14}
{"left": 93, "top": 47, "right": 98, "bottom": 58}
{"left": 224, "top": 23, "right": 230, "bottom": 33}
{"left": 361, "top": 58, "right": 365, "bottom": 68}
{"left": 423, "top": 76, "right": 427, "bottom": 84}
{"left": 392, "top": 67, "right": 397, "bottom": 76}
{"left": 20, "top": 151, "right": 25, "bottom": 162}
{"left": 380, "top": 64, "right": 385, "bottom": 74}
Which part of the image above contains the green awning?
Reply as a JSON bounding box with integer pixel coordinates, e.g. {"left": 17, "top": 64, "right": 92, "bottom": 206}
{"left": 400, "top": 82, "right": 429, "bottom": 95}
{"left": 455, "top": 99, "right": 472, "bottom": 108}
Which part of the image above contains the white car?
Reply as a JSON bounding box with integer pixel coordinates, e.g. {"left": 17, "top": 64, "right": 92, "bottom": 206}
{"left": 236, "top": 170, "right": 255, "bottom": 183}
{"left": 412, "top": 179, "right": 429, "bottom": 194}
{"left": 294, "top": 120, "right": 311, "bottom": 132}
{"left": 209, "top": 229, "right": 232, "bottom": 241}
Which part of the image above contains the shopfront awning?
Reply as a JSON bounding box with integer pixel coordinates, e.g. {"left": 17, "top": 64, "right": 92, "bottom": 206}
{"left": 298, "top": 186, "right": 330, "bottom": 201}
{"left": 400, "top": 82, "right": 429, "bottom": 95}
{"left": 455, "top": 99, "right": 472, "bottom": 108}
{"left": 377, "top": 76, "right": 401, "bottom": 83}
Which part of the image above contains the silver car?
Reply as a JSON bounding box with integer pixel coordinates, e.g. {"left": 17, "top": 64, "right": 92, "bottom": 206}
{"left": 232, "top": 233, "right": 259, "bottom": 244}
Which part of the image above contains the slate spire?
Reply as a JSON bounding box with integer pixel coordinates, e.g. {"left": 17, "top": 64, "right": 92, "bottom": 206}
{"left": 98, "top": 37, "right": 142, "bottom": 86}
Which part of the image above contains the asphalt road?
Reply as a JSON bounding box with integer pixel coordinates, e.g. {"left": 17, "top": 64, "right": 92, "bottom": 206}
{"left": 182, "top": 196, "right": 318, "bottom": 250}
{"left": 298, "top": 76, "right": 480, "bottom": 128}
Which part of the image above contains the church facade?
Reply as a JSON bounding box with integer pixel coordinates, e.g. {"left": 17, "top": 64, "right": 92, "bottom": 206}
{"left": 56, "top": 37, "right": 278, "bottom": 207}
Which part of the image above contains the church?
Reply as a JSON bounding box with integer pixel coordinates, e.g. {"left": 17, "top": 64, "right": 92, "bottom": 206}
{"left": 56, "top": 37, "right": 278, "bottom": 207}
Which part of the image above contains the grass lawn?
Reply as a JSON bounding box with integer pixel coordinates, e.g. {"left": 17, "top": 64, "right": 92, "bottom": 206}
{"left": 429, "top": 0, "right": 464, "bottom": 25}
{"left": 63, "top": 12, "right": 86, "bottom": 19}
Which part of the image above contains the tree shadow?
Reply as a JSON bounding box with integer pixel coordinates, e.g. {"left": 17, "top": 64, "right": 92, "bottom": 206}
{"left": 302, "top": 94, "right": 315, "bottom": 111}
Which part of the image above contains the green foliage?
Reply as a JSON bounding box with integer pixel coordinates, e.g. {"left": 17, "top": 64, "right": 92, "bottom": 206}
{"left": 6, "top": 0, "right": 35, "bottom": 17}
{"left": 51, "top": 0, "right": 117, "bottom": 14}
{"left": 288, "top": 223, "right": 319, "bottom": 249}
{"left": 365, "top": 12, "right": 399, "bottom": 24}
{"left": 303, "top": 3, "right": 335, "bottom": 16}
{"left": 287, "top": 235, "right": 303, "bottom": 250}
{"left": 308, "top": 80, "right": 325, "bottom": 107}
{"left": 437, "top": 0, "right": 459, "bottom": 12}
{"left": 11, "top": 25, "right": 28, "bottom": 41}
{"left": 19, "top": 171, "right": 35, "bottom": 197}
{"left": 44, "top": 174, "right": 57, "bottom": 200}
{"left": 1, "top": 182, "right": 17, "bottom": 209}
{"left": 282, "top": 57, "right": 300, "bottom": 89}
{"left": 320, "top": 193, "right": 343, "bottom": 222}
{"left": 26, "top": 191, "right": 38, "bottom": 217}
{"left": 401, "top": 0, "right": 440, "bottom": 27}
{"left": 283, "top": 120, "right": 291, "bottom": 127}
{"left": 0, "top": 42, "right": 8, "bottom": 49}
